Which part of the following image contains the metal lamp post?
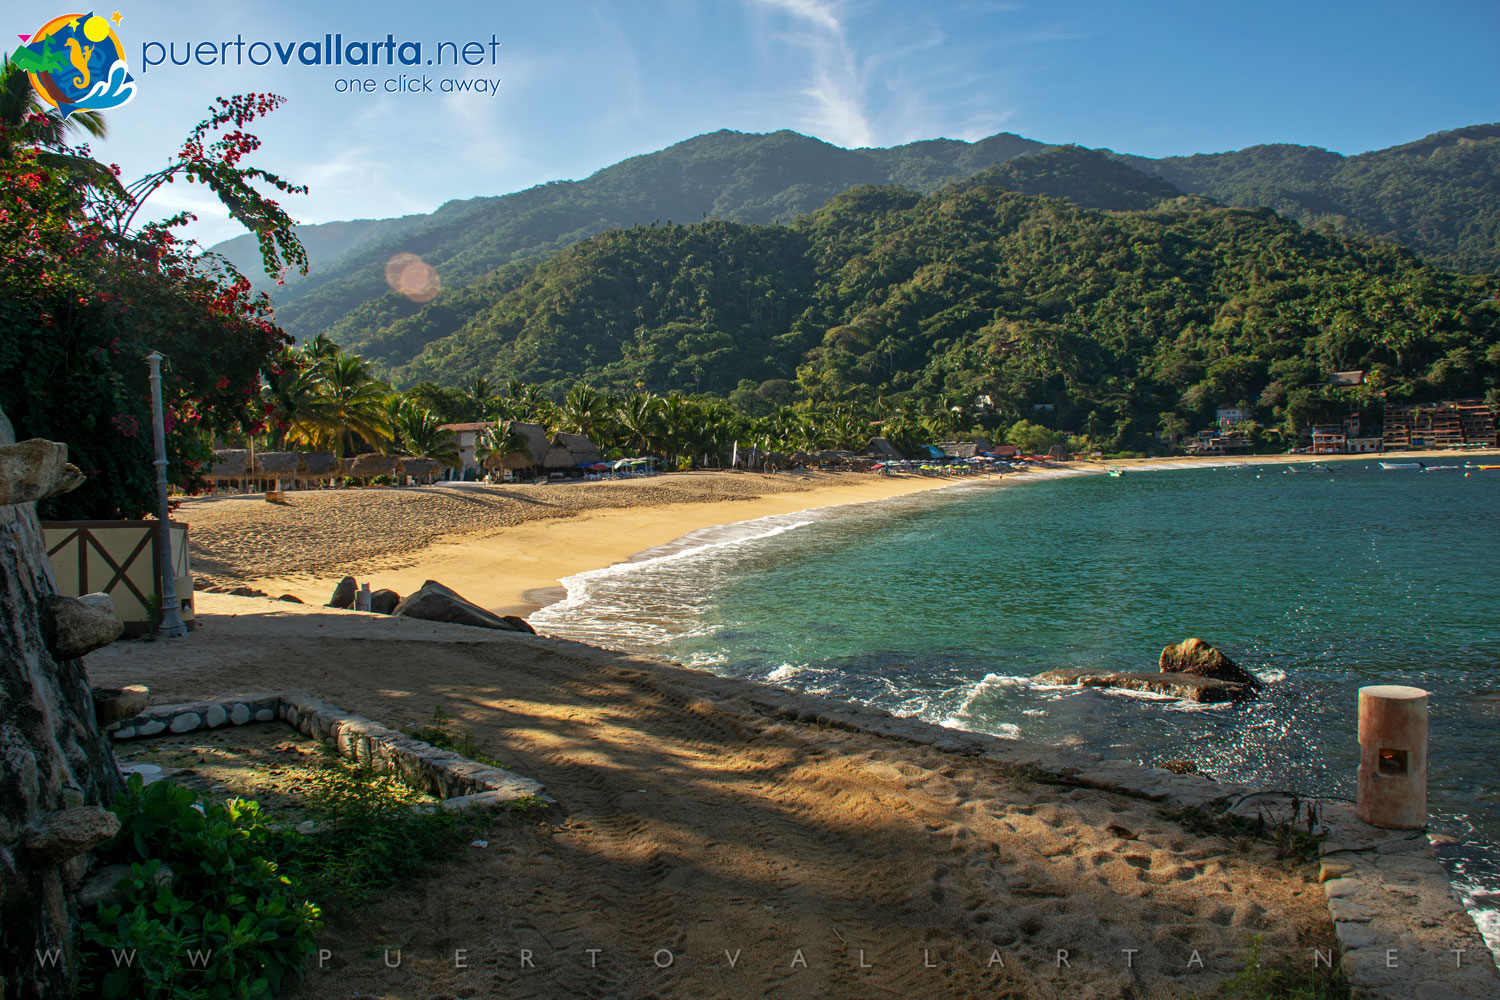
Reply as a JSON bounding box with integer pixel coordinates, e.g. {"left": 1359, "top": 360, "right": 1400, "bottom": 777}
{"left": 145, "top": 351, "right": 188, "bottom": 638}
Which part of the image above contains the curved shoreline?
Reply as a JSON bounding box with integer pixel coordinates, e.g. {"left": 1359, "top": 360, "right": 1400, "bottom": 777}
{"left": 190, "top": 448, "right": 1499, "bottom": 615}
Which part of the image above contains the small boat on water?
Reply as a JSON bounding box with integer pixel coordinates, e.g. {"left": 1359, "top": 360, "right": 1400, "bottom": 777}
{"left": 1379, "top": 461, "right": 1423, "bottom": 470}
{"left": 1423, "top": 465, "right": 1460, "bottom": 472}
{"left": 1108, "top": 467, "right": 1126, "bottom": 478}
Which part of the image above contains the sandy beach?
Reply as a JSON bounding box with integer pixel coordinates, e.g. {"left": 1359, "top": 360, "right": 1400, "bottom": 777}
{"left": 88, "top": 595, "right": 1337, "bottom": 999}
{"left": 186, "top": 469, "right": 1000, "bottom": 613}
{"left": 185, "top": 450, "right": 1498, "bottom": 617}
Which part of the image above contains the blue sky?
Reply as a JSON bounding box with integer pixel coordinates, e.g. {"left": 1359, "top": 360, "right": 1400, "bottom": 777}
{"left": 12, "top": 1, "right": 1499, "bottom": 250}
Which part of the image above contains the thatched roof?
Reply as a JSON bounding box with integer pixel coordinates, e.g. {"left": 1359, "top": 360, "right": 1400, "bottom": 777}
{"left": 543, "top": 432, "right": 602, "bottom": 470}
{"left": 347, "top": 453, "right": 399, "bottom": 478}
{"left": 253, "top": 451, "right": 300, "bottom": 476}
{"left": 400, "top": 457, "right": 442, "bottom": 477}
{"left": 206, "top": 449, "right": 250, "bottom": 479}
{"left": 866, "top": 437, "right": 903, "bottom": 460}
{"left": 810, "top": 449, "right": 858, "bottom": 464}
{"left": 485, "top": 421, "right": 551, "bottom": 470}
{"left": 298, "top": 452, "right": 339, "bottom": 478}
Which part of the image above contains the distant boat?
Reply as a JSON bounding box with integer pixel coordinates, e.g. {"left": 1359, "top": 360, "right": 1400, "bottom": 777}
{"left": 1423, "top": 465, "right": 1460, "bottom": 472}
{"left": 1108, "top": 467, "right": 1126, "bottom": 478}
{"left": 1379, "top": 462, "right": 1423, "bottom": 470}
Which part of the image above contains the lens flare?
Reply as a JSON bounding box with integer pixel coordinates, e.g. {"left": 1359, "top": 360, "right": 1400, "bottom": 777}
{"left": 384, "top": 253, "right": 440, "bottom": 303}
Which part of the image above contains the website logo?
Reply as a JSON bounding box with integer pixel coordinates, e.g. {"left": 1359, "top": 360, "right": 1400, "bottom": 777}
{"left": 13, "top": 10, "right": 136, "bottom": 119}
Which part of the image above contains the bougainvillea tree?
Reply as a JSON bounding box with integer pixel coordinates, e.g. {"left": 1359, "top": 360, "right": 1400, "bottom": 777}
{"left": 0, "top": 71, "right": 307, "bottom": 518}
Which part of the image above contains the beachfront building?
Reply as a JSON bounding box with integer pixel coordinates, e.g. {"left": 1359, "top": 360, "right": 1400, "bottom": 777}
{"left": 1382, "top": 400, "right": 1498, "bottom": 450}
{"left": 1215, "top": 407, "right": 1249, "bottom": 427}
{"left": 1311, "top": 424, "right": 1346, "bottom": 454}
{"left": 437, "top": 421, "right": 490, "bottom": 478}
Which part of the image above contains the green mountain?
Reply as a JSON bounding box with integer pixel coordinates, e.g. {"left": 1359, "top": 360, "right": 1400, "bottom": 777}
{"left": 210, "top": 129, "right": 1053, "bottom": 345}
{"left": 391, "top": 178, "right": 1499, "bottom": 446}
{"left": 1114, "top": 124, "right": 1500, "bottom": 273}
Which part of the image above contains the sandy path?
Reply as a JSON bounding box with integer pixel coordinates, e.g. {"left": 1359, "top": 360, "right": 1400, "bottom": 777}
{"left": 88, "top": 596, "right": 1334, "bottom": 999}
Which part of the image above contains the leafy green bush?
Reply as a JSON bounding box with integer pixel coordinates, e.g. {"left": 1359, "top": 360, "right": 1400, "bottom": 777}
{"left": 81, "top": 776, "right": 320, "bottom": 999}
{"left": 285, "top": 749, "right": 485, "bottom": 905}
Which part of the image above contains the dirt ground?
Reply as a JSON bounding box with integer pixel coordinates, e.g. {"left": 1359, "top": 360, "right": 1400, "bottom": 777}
{"left": 88, "top": 596, "right": 1336, "bottom": 999}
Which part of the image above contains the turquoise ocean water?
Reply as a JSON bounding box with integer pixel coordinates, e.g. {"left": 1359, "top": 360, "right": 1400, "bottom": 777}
{"left": 529, "top": 461, "right": 1500, "bottom": 948}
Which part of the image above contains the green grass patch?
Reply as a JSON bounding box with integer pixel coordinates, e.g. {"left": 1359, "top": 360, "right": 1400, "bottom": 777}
{"left": 1168, "top": 796, "right": 1326, "bottom": 862}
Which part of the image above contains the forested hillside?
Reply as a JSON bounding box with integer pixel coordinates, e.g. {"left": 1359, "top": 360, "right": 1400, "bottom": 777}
{"left": 1116, "top": 124, "right": 1500, "bottom": 273}
{"left": 213, "top": 129, "right": 1053, "bottom": 342}
{"left": 391, "top": 178, "right": 1499, "bottom": 450}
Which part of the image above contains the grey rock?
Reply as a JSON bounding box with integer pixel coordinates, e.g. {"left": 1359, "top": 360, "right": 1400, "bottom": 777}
{"left": 92, "top": 684, "right": 148, "bottom": 726}
{"left": 20, "top": 807, "right": 120, "bottom": 866}
{"left": 326, "top": 576, "right": 357, "bottom": 609}
{"left": 43, "top": 593, "right": 123, "bottom": 660}
{"left": 277, "top": 594, "right": 303, "bottom": 603}
{"left": 0, "top": 438, "right": 84, "bottom": 506}
{"left": 137, "top": 720, "right": 166, "bottom": 736}
{"left": 229, "top": 703, "right": 250, "bottom": 725}
{"left": 1328, "top": 897, "right": 1375, "bottom": 923}
{"left": 1323, "top": 878, "right": 1360, "bottom": 899}
{"left": 369, "top": 588, "right": 401, "bottom": 614}
{"left": 204, "top": 704, "right": 227, "bottom": 728}
{"left": 391, "top": 580, "right": 533, "bottom": 632}
{"left": 253, "top": 708, "right": 275, "bottom": 722}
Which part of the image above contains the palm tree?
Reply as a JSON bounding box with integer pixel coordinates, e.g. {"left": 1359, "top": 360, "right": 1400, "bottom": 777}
{"left": 474, "top": 419, "right": 533, "bottom": 476}
{"left": 559, "top": 384, "right": 608, "bottom": 440}
{"left": 617, "top": 392, "right": 662, "bottom": 456}
{"left": 395, "top": 406, "right": 460, "bottom": 468}
{"left": 295, "top": 351, "right": 393, "bottom": 457}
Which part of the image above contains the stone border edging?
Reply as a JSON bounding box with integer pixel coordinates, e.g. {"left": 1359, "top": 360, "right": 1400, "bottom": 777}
{"left": 108, "top": 690, "right": 551, "bottom": 809}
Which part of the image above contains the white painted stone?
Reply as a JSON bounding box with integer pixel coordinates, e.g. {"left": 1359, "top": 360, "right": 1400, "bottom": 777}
{"left": 112, "top": 727, "right": 134, "bottom": 740}
{"left": 137, "top": 720, "right": 166, "bottom": 736}
{"left": 204, "top": 704, "right": 227, "bottom": 728}
{"left": 169, "top": 713, "right": 201, "bottom": 733}
{"left": 229, "top": 703, "right": 250, "bottom": 725}
{"left": 254, "top": 708, "right": 274, "bottom": 722}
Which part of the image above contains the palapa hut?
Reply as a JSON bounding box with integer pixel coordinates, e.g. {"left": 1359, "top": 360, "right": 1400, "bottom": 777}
{"left": 543, "top": 433, "right": 602, "bottom": 473}
{"left": 253, "top": 452, "right": 300, "bottom": 491}
{"left": 482, "top": 421, "right": 551, "bottom": 476}
{"left": 866, "top": 437, "right": 904, "bottom": 461}
{"left": 938, "top": 437, "right": 996, "bottom": 460}
{"left": 297, "top": 452, "right": 339, "bottom": 486}
{"left": 346, "top": 453, "right": 399, "bottom": 479}
{"left": 1047, "top": 443, "right": 1070, "bottom": 461}
{"left": 205, "top": 449, "right": 250, "bottom": 489}
{"left": 399, "top": 457, "right": 442, "bottom": 483}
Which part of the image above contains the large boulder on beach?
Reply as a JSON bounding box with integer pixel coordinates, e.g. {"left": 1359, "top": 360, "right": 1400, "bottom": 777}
{"left": 369, "top": 588, "right": 401, "bottom": 615}
{"left": 326, "top": 576, "right": 357, "bottom": 609}
{"left": 391, "top": 580, "right": 533, "bottom": 632}
{"left": 1159, "top": 638, "right": 1260, "bottom": 687}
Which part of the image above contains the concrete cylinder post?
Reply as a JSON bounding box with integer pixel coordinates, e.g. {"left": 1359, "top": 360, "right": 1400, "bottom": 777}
{"left": 1356, "top": 684, "right": 1428, "bottom": 829}
{"left": 356, "top": 582, "right": 372, "bottom": 613}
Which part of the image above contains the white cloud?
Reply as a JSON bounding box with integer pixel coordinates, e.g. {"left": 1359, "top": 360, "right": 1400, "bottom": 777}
{"left": 752, "top": 0, "right": 875, "bottom": 148}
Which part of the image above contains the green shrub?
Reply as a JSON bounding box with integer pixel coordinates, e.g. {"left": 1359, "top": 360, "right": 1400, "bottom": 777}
{"left": 81, "top": 776, "right": 320, "bottom": 999}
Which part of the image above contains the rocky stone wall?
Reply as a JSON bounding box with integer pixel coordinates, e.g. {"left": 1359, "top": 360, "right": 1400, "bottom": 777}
{"left": 0, "top": 407, "right": 125, "bottom": 998}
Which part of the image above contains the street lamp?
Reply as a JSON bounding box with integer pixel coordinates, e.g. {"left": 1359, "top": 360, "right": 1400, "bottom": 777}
{"left": 145, "top": 351, "right": 188, "bottom": 638}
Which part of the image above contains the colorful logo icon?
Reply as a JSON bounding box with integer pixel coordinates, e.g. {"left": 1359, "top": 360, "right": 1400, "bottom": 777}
{"left": 12, "top": 11, "right": 135, "bottom": 119}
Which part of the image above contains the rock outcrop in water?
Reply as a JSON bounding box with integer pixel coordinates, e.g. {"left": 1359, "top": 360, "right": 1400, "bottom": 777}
{"left": 1033, "top": 668, "right": 1257, "bottom": 703}
{"left": 1159, "top": 637, "right": 1261, "bottom": 688}
{"left": 1035, "top": 638, "right": 1260, "bottom": 704}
